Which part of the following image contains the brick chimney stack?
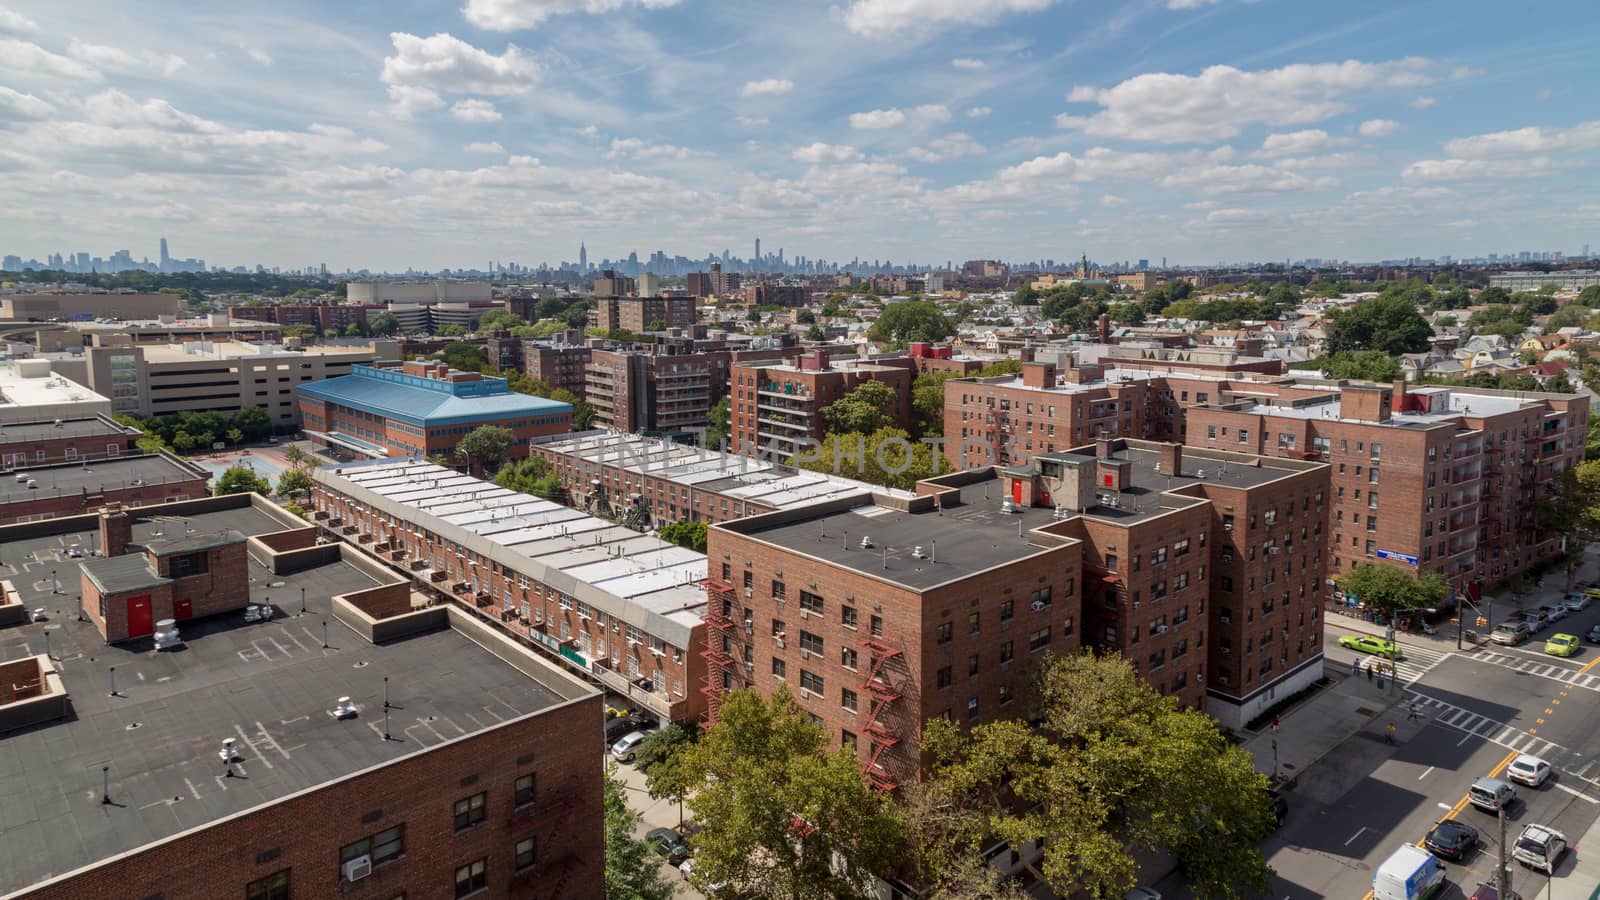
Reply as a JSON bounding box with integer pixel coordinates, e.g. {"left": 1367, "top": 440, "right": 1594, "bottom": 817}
{"left": 1159, "top": 442, "right": 1182, "bottom": 477}
{"left": 99, "top": 503, "right": 132, "bottom": 557}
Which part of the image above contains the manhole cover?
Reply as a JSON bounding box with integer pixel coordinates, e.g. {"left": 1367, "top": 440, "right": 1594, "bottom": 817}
{"left": 1356, "top": 707, "right": 1378, "bottom": 716}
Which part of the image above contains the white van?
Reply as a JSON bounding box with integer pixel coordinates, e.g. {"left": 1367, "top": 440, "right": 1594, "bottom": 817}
{"left": 1373, "top": 843, "right": 1446, "bottom": 900}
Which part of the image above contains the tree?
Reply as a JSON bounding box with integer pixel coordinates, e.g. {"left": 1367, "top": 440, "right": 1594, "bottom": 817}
{"left": 277, "top": 469, "right": 314, "bottom": 497}
{"left": 233, "top": 406, "right": 273, "bottom": 442}
{"left": 796, "top": 426, "right": 940, "bottom": 490}
{"left": 603, "top": 761, "right": 676, "bottom": 900}
{"left": 640, "top": 722, "right": 700, "bottom": 829}
{"left": 368, "top": 311, "right": 400, "bottom": 336}
{"left": 477, "top": 309, "right": 524, "bottom": 332}
{"left": 1578, "top": 285, "right": 1600, "bottom": 307}
{"left": 455, "top": 425, "right": 514, "bottom": 475}
{"left": 436, "top": 323, "right": 466, "bottom": 337}
{"left": 679, "top": 687, "right": 903, "bottom": 899}
{"left": 646, "top": 318, "right": 668, "bottom": 332}
{"left": 1288, "top": 350, "right": 1401, "bottom": 382}
{"left": 805, "top": 324, "right": 826, "bottom": 342}
{"left": 440, "top": 342, "right": 490, "bottom": 373}
{"left": 282, "top": 444, "right": 311, "bottom": 471}
{"left": 281, "top": 323, "right": 317, "bottom": 342}
{"left": 868, "top": 301, "right": 953, "bottom": 345}
{"left": 225, "top": 427, "right": 244, "bottom": 446}
{"left": 1325, "top": 294, "right": 1433, "bottom": 355}
{"left": 1336, "top": 563, "right": 1449, "bottom": 616}
{"left": 659, "top": 520, "right": 708, "bottom": 552}
{"left": 796, "top": 309, "right": 816, "bottom": 324}
{"left": 1476, "top": 285, "right": 1512, "bottom": 305}
{"left": 215, "top": 465, "right": 271, "bottom": 496}
{"left": 923, "top": 652, "right": 1276, "bottom": 900}
{"left": 1538, "top": 460, "right": 1600, "bottom": 589}
{"left": 705, "top": 397, "right": 732, "bottom": 450}
{"left": 821, "top": 380, "right": 898, "bottom": 435}
{"left": 898, "top": 777, "right": 1031, "bottom": 900}
{"left": 912, "top": 372, "right": 954, "bottom": 438}
{"left": 494, "top": 456, "right": 564, "bottom": 500}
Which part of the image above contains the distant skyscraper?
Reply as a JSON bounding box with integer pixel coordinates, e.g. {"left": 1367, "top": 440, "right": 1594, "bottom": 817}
{"left": 159, "top": 236, "right": 170, "bottom": 272}
{"left": 754, "top": 237, "right": 761, "bottom": 271}
{"left": 579, "top": 241, "right": 588, "bottom": 272}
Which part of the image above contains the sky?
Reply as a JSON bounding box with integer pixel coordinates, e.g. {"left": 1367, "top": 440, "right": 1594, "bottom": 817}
{"left": 0, "top": 0, "right": 1597, "bottom": 272}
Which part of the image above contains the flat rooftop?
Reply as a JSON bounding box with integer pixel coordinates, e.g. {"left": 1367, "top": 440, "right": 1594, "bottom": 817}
{"left": 1037, "top": 444, "right": 1308, "bottom": 524}
{"left": 0, "top": 416, "right": 130, "bottom": 445}
{"left": 532, "top": 431, "right": 914, "bottom": 508}
{"left": 140, "top": 341, "right": 375, "bottom": 362}
{"left": 0, "top": 505, "right": 574, "bottom": 894}
{"left": 318, "top": 459, "right": 707, "bottom": 645}
{"left": 1218, "top": 383, "right": 1555, "bottom": 428}
{"left": 0, "top": 366, "right": 108, "bottom": 409}
{"left": 0, "top": 454, "right": 209, "bottom": 507}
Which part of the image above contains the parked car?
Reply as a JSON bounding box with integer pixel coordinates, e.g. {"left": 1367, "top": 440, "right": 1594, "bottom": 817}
{"left": 1507, "top": 754, "right": 1551, "bottom": 788}
{"left": 611, "top": 731, "right": 649, "bottom": 763}
{"left": 1584, "top": 587, "right": 1600, "bottom": 600}
{"left": 1123, "top": 890, "right": 1162, "bottom": 900}
{"left": 605, "top": 714, "right": 658, "bottom": 746}
{"left": 646, "top": 827, "right": 691, "bottom": 866}
{"left": 678, "top": 858, "right": 730, "bottom": 894}
{"left": 1520, "top": 609, "right": 1549, "bottom": 631}
{"left": 1563, "top": 593, "right": 1591, "bottom": 612}
{"left": 1424, "top": 819, "right": 1480, "bottom": 861}
{"left": 1587, "top": 624, "right": 1600, "bottom": 644}
{"left": 1339, "top": 634, "right": 1400, "bottom": 658}
{"left": 1468, "top": 776, "right": 1516, "bottom": 813}
{"left": 1538, "top": 603, "right": 1567, "bottom": 623}
{"left": 1512, "top": 824, "right": 1567, "bottom": 875}
{"left": 1492, "top": 621, "right": 1531, "bottom": 645}
{"left": 1545, "top": 633, "right": 1579, "bottom": 658}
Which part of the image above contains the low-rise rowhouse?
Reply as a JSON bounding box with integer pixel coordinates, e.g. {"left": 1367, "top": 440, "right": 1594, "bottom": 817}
{"left": 312, "top": 458, "right": 707, "bottom": 723}
{"left": 0, "top": 451, "right": 210, "bottom": 524}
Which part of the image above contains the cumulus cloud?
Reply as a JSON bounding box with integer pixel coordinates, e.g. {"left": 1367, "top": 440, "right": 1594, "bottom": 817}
{"left": 0, "top": 8, "right": 38, "bottom": 34}
{"left": 381, "top": 32, "right": 537, "bottom": 117}
{"left": 1442, "top": 120, "right": 1600, "bottom": 158}
{"left": 1256, "top": 129, "right": 1352, "bottom": 157}
{"left": 605, "top": 137, "right": 693, "bottom": 160}
{"left": 740, "top": 78, "right": 793, "bottom": 97}
{"left": 952, "top": 58, "right": 986, "bottom": 70}
{"left": 1402, "top": 157, "right": 1574, "bottom": 182}
{"left": 464, "top": 0, "right": 683, "bottom": 31}
{"left": 1058, "top": 58, "right": 1435, "bottom": 143}
{"left": 849, "top": 104, "right": 950, "bottom": 129}
{"left": 0, "top": 85, "right": 51, "bottom": 121}
{"left": 905, "top": 132, "right": 985, "bottom": 163}
{"left": 1409, "top": 96, "right": 1436, "bottom": 109}
{"left": 451, "top": 99, "right": 503, "bottom": 122}
{"left": 244, "top": 46, "right": 272, "bottom": 66}
{"left": 1158, "top": 163, "right": 1339, "bottom": 195}
{"left": 0, "top": 38, "right": 103, "bottom": 81}
{"left": 463, "top": 141, "right": 507, "bottom": 153}
{"left": 966, "top": 106, "right": 992, "bottom": 119}
{"left": 1167, "top": 0, "right": 1220, "bottom": 7}
{"left": 842, "top": 0, "right": 1055, "bottom": 37}
{"left": 1358, "top": 118, "right": 1402, "bottom": 137}
{"left": 791, "top": 143, "right": 861, "bottom": 164}
{"left": 67, "top": 39, "right": 187, "bottom": 76}
{"left": 1100, "top": 193, "right": 1129, "bottom": 206}
{"left": 736, "top": 115, "right": 768, "bottom": 127}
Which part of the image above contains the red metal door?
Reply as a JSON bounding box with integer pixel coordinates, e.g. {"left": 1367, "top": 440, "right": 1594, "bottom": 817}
{"left": 1011, "top": 480, "right": 1022, "bottom": 504}
{"left": 174, "top": 599, "right": 193, "bottom": 620}
{"left": 126, "top": 595, "right": 153, "bottom": 638}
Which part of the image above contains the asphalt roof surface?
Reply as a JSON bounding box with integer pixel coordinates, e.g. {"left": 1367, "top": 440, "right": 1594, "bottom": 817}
{"left": 0, "top": 455, "right": 208, "bottom": 507}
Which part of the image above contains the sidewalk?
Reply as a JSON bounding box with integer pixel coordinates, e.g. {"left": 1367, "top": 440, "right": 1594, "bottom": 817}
{"left": 1553, "top": 813, "right": 1600, "bottom": 900}
{"left": 615, "top": 758, "right": 706, "bottom": 899}
{"left": 1242, "top": 669, "right": 1415, "bottom": 796}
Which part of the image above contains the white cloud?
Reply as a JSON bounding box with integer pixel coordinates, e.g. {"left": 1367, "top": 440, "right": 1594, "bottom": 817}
{"left": 1442, "top": 120, "right": 1600, "bottom": 158}
{"left": 966, "top": 105, "right": 992, "bottom": 119}
{"left": 1058, "top": 58, "right": 1435, "bottom": 143}
{"left": 740, "top": 78, "right": 793, "bottom": 97}
{"left": 1159, "top": 163, "right": 1339, "bottom": 195}
{"left": 381, "top": 32, "right": 537, "bottom": 117}
{"left": 842, "top": 0, "right": 1056, "bottom": 37}
{"left": 0, "top": 85, "right": 51, "bottom": 120}
{"left": 1358, "top": 118, "right": 1402, "bottom": 137}
{"left": 0, "top": 38, "right": 103, "bottom": 81}
{"left": 67, "top": 40, "right": 187, "bottom": 76}
{"left": 464, "top": 0, "right": 683, "bottom": 31}
{"left": 1255, "top": 129, "right": 1351, "bottom": 157}
{"left": 1167, "top": 0, "right": 1220, "bottom": 7}
{"left": 1272, "top": 152, "right": 1368, "bottom": 170}
{"left": 451, "top": 99, "right": 503, "bottom": 122}
{"left": 849, "top": 104, "right": 950, "bottom": 129}
{"left": 244, "top": 46, "right": 272, "bottom": 66}
{"left": 1401, "top": 157, "right": 1574, "bottom": 182}
{"left": 1100, "top": 193, "right": 1129, "bottom": 207}
{"left": 464, "top": 141, "right": 507, "bottom": 153}
{"left": 605, "top": 137, "right": 693, "bottom": 160}
{"left": 1409, "top": 96, "right": 1436, "bottom": 109}
{"left": 0, "top": 8, "right": 38, "bottom": 34}
{"left": 952, "top": 58, "right": 986, "bottom": 70}
{"left": 576, "top": 124, "right": 598, "bottom": 137}
{"left": 735, "top": 115, "right": 768, "bottom": 127}
{"left": 905, "top": 132, "right": 985, "bottom": 163}
{"left": 792, "top": 143, "right": 861, "bottom": 164}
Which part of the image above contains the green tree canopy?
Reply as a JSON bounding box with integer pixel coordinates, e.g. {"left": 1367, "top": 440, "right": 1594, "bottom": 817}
{"left": 867, "top": 301, "right": 954, "bottom": 345}
{"left": 821, "top": 380, "right": 899, "bottom": 435}
{"left": 640, "top": 722, "right": 700, "bottom": 828}
{"left": 276, "top": 469, "right": 314, "bottom": 497}
{"left": 603, "top": 761, "right": 676, "bottom": 900}
{"left": 493, "top": 456, "right": 564, "bottom": 500}
{"left": 476, "top": 308, "right": 525, "bottom": 332}
{"left": 439, "top": 342, "right": 490, "bottom": 373}
{"left": 795, "top": 426, "right": 941, "bottom": 490}
{"left": 924, "top": 652, "right": 1276, "bottom": 899}
{"left": 1336, "top": 563, "right": 1449, "bottom": 615}
{"left": 1577, "top": 285, "right": 1600, "bottom": 307}
{"left": 659, "top": 519, "right": 708, "bottom": 552}
{"left": 1538, "top": 460, "right": 1600, "bottom": 588}
{"left": 367, "top": 311, "right": 400, "bottom": 336}
{"left": 1325, "top": 294, "right": 1433, "bottom": 355}
{"left": 455, "top": 425, "right": 515, "bottom": 473}
{"left": 705, "top": 396, "right": 732, "bottom": 450}
{"left": 679, "top": 687, "right": 903, "bottom": 899}
{"left": 215, "top": 465, "right": 271, "bottom": 496}
{"left": 436, "top": 323, "right": 466, "bottom": 337}
{"left": 1289, "top": 350, "right": 1402, "bottom": 382}
{"left": 1476, "top": 285, "right": 1512, "bottom": 305}
{"left": 280, "top": 323, "right": 318, "bottom": 341}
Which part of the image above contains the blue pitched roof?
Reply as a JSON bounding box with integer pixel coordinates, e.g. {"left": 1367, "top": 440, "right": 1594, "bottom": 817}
{"left": 297, "top": 368, "right": 571, "bottom": 428}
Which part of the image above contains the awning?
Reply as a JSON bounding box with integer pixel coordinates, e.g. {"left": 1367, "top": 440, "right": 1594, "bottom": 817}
{"left": 304, "top": 429, "right": 389, "bottom": 459}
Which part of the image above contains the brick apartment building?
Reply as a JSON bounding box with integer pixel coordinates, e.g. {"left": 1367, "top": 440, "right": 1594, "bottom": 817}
{"left": 589, "top": 296, "right": 696, "bottom": 333}
{"left": 730, "top": 351, "right": 916, "bottom": 456}
{"left": 524, "top": 340, "right": 593, "bottom": 400}
{"left": 741, "top": 282, "right": 809, "bottom": 308}
{"left": 297, "top": 360, "right": 572, "bottom": 461}
{"left": 1, "top": 492, "right": 601, "bottom": 899}
{"left": 1184, "top": 379, "right": 1589, "bottom": 590}
{"left": 704, "top": 436, "right": 1329, "bottom": 790}
{"left": 686, "top": 263, "right": 740, "bottom": 298}
{"left": 0, "top": 452, "right": 210, "bottom": 524}
{"left": 0, "top": 415, "right": 143, "bottom": 468}
{"left": 229, "top": 301, "right": 372, "bottom": 333}
{"left": 586, "top": 344, "right": 790, "bottom": 436}
{"left": 313, "top": 458, "right": 709, "bottom": 724}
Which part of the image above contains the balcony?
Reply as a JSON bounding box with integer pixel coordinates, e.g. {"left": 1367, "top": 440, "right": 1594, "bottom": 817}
{"left": 590, "top": 662, "right": 675, "bottom": 720}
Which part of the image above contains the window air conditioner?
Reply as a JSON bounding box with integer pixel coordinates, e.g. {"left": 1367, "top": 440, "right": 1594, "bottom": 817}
{"left": 343, "top": 855, "right": 373, "bottom": 882}
{"left": 1157, "top": 624, "right": 1168, "bottom": 634}
{"left": 1031, "top": 600, "right": 1046, "bottom": 612}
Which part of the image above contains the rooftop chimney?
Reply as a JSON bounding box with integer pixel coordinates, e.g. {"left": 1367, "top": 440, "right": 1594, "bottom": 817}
{"left": 1158, "top": 443, "right": 1182, "bottom": 477}
{"left": 99, "top": 503, "right": 132, "bottom": 558}
{"left": 1022, "top": 361, "right": 1056, "bottom": 388}
{"left": 1095, "top": 437, "right": 1116, "bottom": 459}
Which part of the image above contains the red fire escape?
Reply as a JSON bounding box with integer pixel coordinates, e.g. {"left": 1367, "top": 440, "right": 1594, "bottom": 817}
{"left": 508, "top": 795, "right": 585, "bottom": 899}
{"left": 856, "top": 637, "right": 905, "bottom": 793}
{"left": 700, "top": 578, "right": 737, "bottom": 727}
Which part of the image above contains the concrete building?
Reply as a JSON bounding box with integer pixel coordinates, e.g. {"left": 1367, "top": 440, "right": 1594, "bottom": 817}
{"left": 637, "top": 273, "right": 662, "bottom": 298}
{"left": 297, "top": 360, "right": 572, "bottom": 461}
{"left": 589, "top": 296, "right": 696, "bottom": 334}
{"left": 1487, "top": 270, "right": 1600, "bottom": 292}
{"left": 0, "top": 451, "right": 210, "bottom": 523}
{"left": 0, "top": 291, "right": 179, "bottom": 321}
{"left": 0, "top": 492, "right": 601, "bottom": 899}
{"left": 345, "top": 281, "right": 495, "bottom": 304}
{"left": 592, "top": 271, "right": 636, "bottom": 298}
{"left": 1185, "top": 379, "right": 1588, "bottom": 590}
{"left": 730, "top": 352, "right": 916, "bottom": 456}
{"left": 528, "top": 431, "right": 914, "bottom": 528}
{"left": 0, "top": 360, "right": 112, "bottom": 422}
{"left": 381, "top": 301, "right": 503, "bottom": 333}
{"left": 28, "top": 314, "right": 284, "bottom": 348}
{"left": 312, "top": 458, "right": 708, "bottom": 723}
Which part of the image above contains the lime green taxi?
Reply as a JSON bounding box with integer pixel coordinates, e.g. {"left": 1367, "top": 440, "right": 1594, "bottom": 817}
{"left": 1545, "top": 633, "right": 1580, "bottom": 657}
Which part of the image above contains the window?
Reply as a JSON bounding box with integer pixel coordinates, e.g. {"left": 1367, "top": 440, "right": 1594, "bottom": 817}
{"left": 799, "top": 631, "right": 824, "bottom": 654}
{"left": 937, "top": 622, "right": 953, "bottom": 644}
{"left": 742, "top": 570, "right": 753, "bottom": 589}
{"left": 968, "top": 654, "right": 980, "bottom": 676}
{"left": 800, "top": 670, "right": 825, "bottom": 695}
{"left": 1030, "top": 587, "right": 1052, "bottom": 608}
{"left": 1062, "top": 615, "right": 1074, "bottom": 636}
{"left": 455, "top": 858, "right": 488, "bottom": 898}
{"left": 842, "top": 687, "right": 858, "bottom": 711}
{"left": 870, "top": 614, "right": 883, "bottom": 636}
{"left": 341, "top": 824, "right": 405, "bottom": 876}
{"left": 772, "top": 657, "right": 786, "bottom": 678}
{"left": 1151, "top": 547, "right": 1168, "bottom": 566}
{"left": 454, "top": 792, "right": 487, "bottom": 831}
{"left": 937, "top": 666, "right": 952, "bottom": 688}
{"left": 999, "top": 599, "right": 1014, "bottom": 622}
{"left": 999, "top": 683, "right": 1014, "bottom": 705}
{"left": 1174, "top": 572, "right": 1189, "bottom": 591}
{"left": 842, "top": 729, "right": 857, "bottom": 750}
{"left": 841, "top": 605, "right": 857, "bottom": 629}
{"left": 799, "top": 591, "right": 824, "bottom": 615}
{"left": 514, "top": 773, "right": 536, "bottom": 807}
{"left": 1174, "top": 538, "right": 1190, "bottom": 557}
{"left": 516, "top": 837, "right": 537, "bottom": 871}
{"left": 247, "top": 870, "right": 290, "bottom": 900}
{"left": 1028, "top": 627, "right": 1051, "bottom": 652}
{"left": 968, "top": 611, "right": 981, "bottom": 634}
{"left": 771, "top": 580, "right": 785, "bottom": 600}
{"left": 841, "top": 646, "right": 858, "bottom": 669}
{"left": 1238, "top": 428, "right": 1249, "bottom": 444}
{"left": 772, "top": 618, "right": 785, "bottom": 637}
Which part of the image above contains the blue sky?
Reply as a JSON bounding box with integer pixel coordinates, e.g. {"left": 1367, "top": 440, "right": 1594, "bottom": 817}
{"left": 0, "top": 0, "right": 1596, "bottom": 272}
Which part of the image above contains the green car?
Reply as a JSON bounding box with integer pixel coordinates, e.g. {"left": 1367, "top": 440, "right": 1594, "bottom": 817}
{"left": 1339, "top": 634, "right": 1400, "bottom": 658}
{"left": 1544, "top": 633, "right": 1579, "bottom": 657}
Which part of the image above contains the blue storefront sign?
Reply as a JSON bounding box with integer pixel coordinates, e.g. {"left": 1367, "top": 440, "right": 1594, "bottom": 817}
{"left": 1376, "top": 549, "right": 1419, "bottom": 566}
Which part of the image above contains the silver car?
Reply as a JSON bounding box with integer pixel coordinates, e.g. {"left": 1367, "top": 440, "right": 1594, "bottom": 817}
{"left": 1539, "top": 603, "right": 1567, "bottom": 623}
{"left": 611, "top": 730, "right": 648, "bottom": 763}
{"left": 1563, "top": 593, "right": 1591, "bottom": 612}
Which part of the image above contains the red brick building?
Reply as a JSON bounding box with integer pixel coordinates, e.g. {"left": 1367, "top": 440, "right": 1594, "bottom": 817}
{"left": 81, "top": 504, "right": 251, "bottom": 642}
{"left": 587, "top": 345, "right": 790, "bottom": 436}
{"left": 730, "top": 352, "right": 916, "bottom": 456}
{"left": 0, "top": 415, "right": 143, "bottom": 468}
{"left": 0, "top": 452, "right": 210, "bottom": 524}
{"left": 589, "top": 296, "right": 696, "bottom": 333}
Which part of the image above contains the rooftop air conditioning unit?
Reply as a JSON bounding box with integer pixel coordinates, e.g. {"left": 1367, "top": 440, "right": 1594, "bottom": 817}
{"left": 343, "top": 855, "right": 373, "bottom": 882}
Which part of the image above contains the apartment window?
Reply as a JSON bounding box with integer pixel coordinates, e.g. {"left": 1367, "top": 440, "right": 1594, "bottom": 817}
{"left": 247, "top": 870, "right": 291, "bottom": 900}
{"left": 1151, "top": 547, "right": 1168, "bottom": 566}
{"left": 1238, "top": 428, "right": 1249, "bottom": 443}
{"left": 1371, "top": 442, "right": 1382, "bottom": 460}
{"left": 800, "top": 670, "right": 825, "bottom": 695}
{"left": 1174, "top": 538, "right": 1190, "bottom": 557}
{"left": 968, "top": 654, "right": 980, "bottom": 676}
{"left": 1366, "top": 515, "right": 1376, "bottom": 532}
{"left": 841, "top": 647, "right": 858, "bottom": 669}
{"left": 999, "top": 683, "right": 1014, "bottom": 705}
{"left": 937, "top": 622, "right": 953, "bottom": 644}
{"left": 870, "top": 614, "right": 883, "bottom": 636}
{"left": 999, "top": 639, "right": 1014, "bottom": 663}
{"left": 842, "top": 729, "right": 857, "bottom": 750}
{"left": 842, "top": 687, "right": 858, "bottom": 712}
{"left": 799, "top": 631, "right": 824, "bottom": 655}
{"left": 1220, "top": 607, "right": 1232, "bottom": 624}
{"left": 1149, "top": 649, "right": 1166, "bottom": 670}
{"left": 514, "top": 773, "right": 537, "bottom": 807}
{"left": 968, "top": 611, "right": 981, "bottom": 634}
{"left": 772, "top": 657, "right": 786, "bottom": 678}
{"left": 1174, "top": 572, "right": 1189, "bottom": 591}
{"left": 799, "top": 591, "right": 824, "bottom": 615}
{"left": 455, "top": 858, "right": 488, "bottom": 898}
{"left": 454, "top": 792, "right": 487, "bottom": 831}
{"left": 937, "top": 666, "right": 953, "bottom": 688}
{"left": 1207, "top": 425, "right": 1217, "bottom": 439}
{"left": 341, "top": 824, "right": 405, "bottom": 876}
{"left": 515, "top": 837, "right": 537, "bottom": 872}
{"left": 1062, "top": 616, "right": 1074, "bottom": 636}
{"left": 1028, "top": 627, "right": 1051, "bottom": 652}
{"left": 841, "top": 605, "right": 857, "bottom": 629}
{"left": 772, "top": 580, "right": 786, "bottom": 600}
{"left": 1030, "top": 586, "right": 1052, "bottom": 608}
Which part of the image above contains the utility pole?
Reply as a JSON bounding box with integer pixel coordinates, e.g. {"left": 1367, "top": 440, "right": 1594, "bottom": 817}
{"left": 1498, "top": 803, "right": 1511, "bottom": 899}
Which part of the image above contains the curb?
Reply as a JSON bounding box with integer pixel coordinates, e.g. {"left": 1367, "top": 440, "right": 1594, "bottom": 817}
{"left": 1267, "top": 684, "right": 1405, "bottom": 792}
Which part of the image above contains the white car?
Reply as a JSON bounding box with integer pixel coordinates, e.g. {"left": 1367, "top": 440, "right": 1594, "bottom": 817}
{"left": 1507, "top": 754, "right": 1551, "bottom": 788}
{"left": 1125, "top": 890, "right": 1163, "bottom": 900}
{"left": 1539, "top": 604, "right": 1567, "bottom": 623}
{"left": 679, "top": 858, "right": 729, "bottom": 894}
{"left": 610, "top": 730, "right": 648, "bottom": 763}
{"left": 1563, "top": 593, "right": 1591, "bottom": 612}
{"left": 1512, "top": 824, "right": 1567, "bottom": 875}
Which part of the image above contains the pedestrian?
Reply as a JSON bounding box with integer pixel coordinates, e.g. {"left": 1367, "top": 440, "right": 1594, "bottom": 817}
{"left": 1408, "top": 702, "right": 1419, "bottom": 722}
{"left": 1367, "top": 661, "right": 1373, "bottom": 681}
{"left": 1386, "top": 722, "right": 1396, "bottom": 745}
{"left": 1353, "top": 657, "right": 1361, "bottom": 677}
